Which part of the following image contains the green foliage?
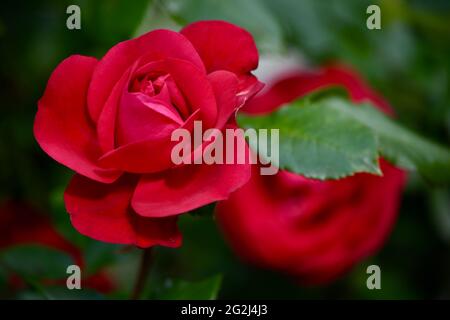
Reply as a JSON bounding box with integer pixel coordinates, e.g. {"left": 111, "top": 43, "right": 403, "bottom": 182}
{"left": 83, "top": 242, "right": 121, "bottom": 275}
{"left": 155, "top": 275, "right": 222, "bottom": 300}
{"left": 17, "top": 286, "right": 104, "bottom": 300}
{"left": 239, "top": 97, "right": 450, "bottom": 183}
{"left": 240, "top": 99, "right": 381, "bottom": 180}
{"left": 262, "top": 0, "right": 450, "bottom": 144}
{"left": 0, "top": 245, "right": 73, "bottom": 280}
{"left": 323, "top": 98, "right": 450, "bottom": 184}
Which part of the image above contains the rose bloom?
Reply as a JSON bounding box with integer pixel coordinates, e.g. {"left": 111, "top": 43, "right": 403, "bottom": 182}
{"left": 34, "top": 21, "right": 262, "bottom": 248}
{"left": 216, "top": 66, "right": 406, "bottom": 285}
{"left": 0, "top": 200, "right": 115, "bottom": 293}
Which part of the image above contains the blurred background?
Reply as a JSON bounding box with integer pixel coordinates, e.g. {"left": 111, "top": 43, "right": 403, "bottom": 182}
{"left": 0, "top": 0, "right": 449, "bottom": 299}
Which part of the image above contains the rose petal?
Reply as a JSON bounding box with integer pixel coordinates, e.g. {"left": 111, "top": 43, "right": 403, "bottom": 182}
{"left": 132, "top": 162, "right": 251, "bottom": 218}
{"left": 132, "top": 127, "right": 252, "bottom": 217}
{"left": 181, "top": 20, "right": 259, "bottom": 74}
{"left": 88, "top": 29, "right": 205, "bottom": 122}
{"left": 64, "top": 174, "right": 181, "bottom": 248}
{"left": 34, "top": 55, "right": 121, "bottom": 183}
{"left": 243, "top": 66, "right": 393, "bottom": 115}
{"left": 98, "top": 109, "right": 201, "bottom": 173}
{"left": 117, "top": 91, "right": 183, "bottom": 146}
{"left": 243, "top": 71, "right": 326, "bottom": 115}
{"left": 96, "top": 64, "right": 135, "bottom": 153}
{"left": 216, "top": 160, "right": 405, "bottom": 284}
{"left": 207, "top": 70, "right": 239, "bottom": 129}
{"left": 166, "top": 58, "right": 217, "bottom": 128}
{"left": 236, "top": 74, "right": 265, "bottom": 107}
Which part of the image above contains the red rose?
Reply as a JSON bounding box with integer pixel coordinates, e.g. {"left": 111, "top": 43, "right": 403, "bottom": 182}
{"left": 0, "top": 201, "right": 115, "bottom": 293}
{"left": 216, "top": 66, "right": 406, "bottom": 284}
{"left": 34, "top": 21, "right": 262, "bottom": 248}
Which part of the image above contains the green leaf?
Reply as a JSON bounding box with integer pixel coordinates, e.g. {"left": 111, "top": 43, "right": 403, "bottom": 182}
{"left": 238, "top": 99, "right": 381, "bottom": 180}
{"left": 0, "top": 245, "right": 73, "bottom": 280}
{"left": 17, "top": 286, "right": 104, "bottom": 300}
{"left": 239, "top": 96, "right": 450, "bottom": 184}
{"left": 323, "top": 98, "right": 450, "bottom": 184}
{"left": 156, "top": 275, "right": 222, "bottom": 300}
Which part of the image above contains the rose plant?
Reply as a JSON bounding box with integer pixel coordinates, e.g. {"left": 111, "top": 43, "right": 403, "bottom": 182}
{"left": 33, "top": 19, "right": 450, "bottom": 289}
{"left": 34, "top": 21, "right": 262, "bottom": 248}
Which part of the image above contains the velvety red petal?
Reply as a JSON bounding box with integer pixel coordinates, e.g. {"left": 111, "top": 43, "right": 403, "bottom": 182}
{"left": 166, "top": 58, "right": 217, "bottom": 128}
{"left": 216, "top": 161, "right": 405, "bottom": 284}
{"left": 132, "top": 159, "right": 251, "bottom": 218}
{"left": 132, "top": 126, "right": 253, "bottom": 218}
{"left": 96, "top": 64, "right": 135, "bottom": 153}
{"left": 181, "top": 20, "right": 259, "bottom": 75}
{"left": 243, "top": 65, "right": 393, "bottom": 115}
{"left": 98, "top": 109, "right": 201, "bottom": 173}
{"left": 64, "top": 174, "right": 182, "bottom": 248}
{"left": 236, "top": 74, "right": 265, "bottom": 107}
{"left": 117, "top": 91, "right": 183, "bottom": 146}
{"left": 34, "top": 55, "right": 121, "bottom": 183}
{"left": 88, "top": 29, "right": 205, "bottom": 122}
{"left": 207, "top": 70, "right": 239, "bottom": 128}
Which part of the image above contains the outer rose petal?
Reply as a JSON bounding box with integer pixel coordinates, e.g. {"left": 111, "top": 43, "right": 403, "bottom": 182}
{"left": 88, "top": 29, "right": 206, "bottom": 122}
{"left": 166, "top": 58, "right": 217, "bottom": 128}
{"left": 207, "top": 70, "right": 239, "bottom": 128}
{"left": 291, "top": 163, "right": 405, "bottom": 284}
{"left": 216, "top": 161, "right": 405, "bottom": 285}
{"left": 132, "top": 163, "right": 251, "bottom": 218}
{"left": 132, "top": 132, "right": 252, "bottom": 218}
{"left": 34, "top": 55, "right": 120, "bottom": 183}
{"left": 243, "top": 66, "right": 393, "bottom": 115}
{"left": 236, "top": 74, "right": 265, "bottom": 107}
{"left": 181, "top": 20, "right": 259, "bottom": 75}
{"left": 96, "top": 64, "right": 135, "bottom": 153}
{"left": 64, "top": 174, "right": 181, "bottom": 248}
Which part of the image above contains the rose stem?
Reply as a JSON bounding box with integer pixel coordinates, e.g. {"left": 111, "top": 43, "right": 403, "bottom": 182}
{"left": 131, "top": 247, "right": 153, "bottom": 299}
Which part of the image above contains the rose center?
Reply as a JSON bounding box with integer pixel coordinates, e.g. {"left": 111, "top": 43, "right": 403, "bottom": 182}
{"left": 130, "top": 73, "right": 170, "bottom": 97}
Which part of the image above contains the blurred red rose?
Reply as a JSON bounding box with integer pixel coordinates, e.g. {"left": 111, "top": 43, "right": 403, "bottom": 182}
{"left": 216, "top": 66, "right": 406, "bottom": 285}
{"left": 34, "top": 21, "right": 262, "bottom": 248}
{"left": 0, "top": 200, "right": 115, "bottom": 293}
